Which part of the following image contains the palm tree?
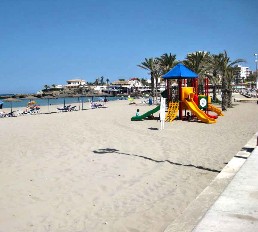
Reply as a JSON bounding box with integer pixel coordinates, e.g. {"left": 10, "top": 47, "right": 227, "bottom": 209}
{"left": 205, "top": 54, "right": 223, "bottom": 102}
{"left": 138, "top": 58, "right": 159, "bottom": 97}
{"left": 215, "top": 51, "right": 245, "bottom": 110}
{"left": 44, "top": 85, "right": 50, "bottom": 91}
{"left": 94, "top": 78, "right": 100, "bottom": 85}
{"left": 226, "top": 66, "right": 241, "bottom": 108}
{"left": 106, "top": 78, "right": 110, "bottom": 85}
{"left": 157, "top": 53, "right": 178, "bottom": 75}
{"left": 157, "top": 53, "right": 178, "bottom": 99}
{"left": 183, "top": 51, "right": 210, "bottom": 94}
{"left": 100, "top": 76, "right": 104, "bottom": 85}
{"left": 153, "top": 60, "right": 162, "bottom": 100}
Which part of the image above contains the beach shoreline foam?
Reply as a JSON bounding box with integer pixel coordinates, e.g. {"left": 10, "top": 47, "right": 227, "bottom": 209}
{"left": 0, "top": 99, "right": 258, "bottom": 231}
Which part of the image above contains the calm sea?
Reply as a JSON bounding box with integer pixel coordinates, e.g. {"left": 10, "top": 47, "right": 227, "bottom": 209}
{"left": 0, "top": 96, "right": 125, "bottom": 109}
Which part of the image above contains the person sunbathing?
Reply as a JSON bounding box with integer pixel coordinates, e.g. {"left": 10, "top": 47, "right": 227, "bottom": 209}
{"left": 91, "top": 102, "right": 103, "bottom": 108}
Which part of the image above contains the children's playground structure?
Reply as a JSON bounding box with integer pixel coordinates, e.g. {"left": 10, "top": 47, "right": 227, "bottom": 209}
{"left": 131, "top": 63, "right": 223, "bottom": 124}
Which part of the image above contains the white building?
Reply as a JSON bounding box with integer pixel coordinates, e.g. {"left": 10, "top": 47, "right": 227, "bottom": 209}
{"left": 54, "top": 85, "right": 63, "bottom": 89}
{"left": 66, "top": 79, "right": 86, "bottom": 88}
{"left": 128, "top": 78, "right": 143, "bottom": 88}
{"left": 237, "top": 65, "right": 250, "bottom": 79}
{"left": 146, "top": 77, "right": 163, "bottom": 85}
{"left": 94, "top": 85, "right": 107, "bottom": 92}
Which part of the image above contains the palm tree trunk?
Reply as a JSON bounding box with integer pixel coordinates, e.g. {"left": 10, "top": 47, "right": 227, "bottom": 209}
{"left": 221, "top": 77, "right": 227, "bottom": 111}
{"left": 227, "top": 89, "right": 233, "bottom": 108}
{"left": 198, "top": 83, "right": 204, "bottom": 95}
{"left": 155, "top": 76, "right": 159, "bottom": 103}
{"left": 212, "top": 85, "right": 217, "bottom": 102}
{"left": 151, "top": 72, "right": 155, "bottom": 97}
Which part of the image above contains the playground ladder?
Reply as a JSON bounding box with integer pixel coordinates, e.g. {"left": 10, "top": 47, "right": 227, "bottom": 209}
{"left": 165, "top": 102, "right": 179, "bottom": 122}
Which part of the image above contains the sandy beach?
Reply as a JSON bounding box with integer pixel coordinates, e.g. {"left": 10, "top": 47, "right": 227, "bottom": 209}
{"left": 1, "top": 98, "right": 258, "bottom": 232}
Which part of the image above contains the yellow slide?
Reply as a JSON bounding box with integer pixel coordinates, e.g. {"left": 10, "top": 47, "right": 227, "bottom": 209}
{"left": 183, "top": 99, "right": 216, "bottom": 124}
{"left": 208, "top": 104, "right": 224, "bottom": 116}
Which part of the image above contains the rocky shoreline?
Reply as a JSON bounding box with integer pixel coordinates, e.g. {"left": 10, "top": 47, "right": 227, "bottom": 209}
{"left": 0, "top": 92, "right": 130, "bottom": 100}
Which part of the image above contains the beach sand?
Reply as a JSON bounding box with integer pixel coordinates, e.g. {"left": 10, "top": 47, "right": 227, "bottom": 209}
{"left": 0, "top": 98, "right": 258, "bottom": 232}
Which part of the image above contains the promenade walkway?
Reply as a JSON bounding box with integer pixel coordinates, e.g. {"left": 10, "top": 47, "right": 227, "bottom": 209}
{"left": 165, "top": 133, "right": 258, "bottom": 232}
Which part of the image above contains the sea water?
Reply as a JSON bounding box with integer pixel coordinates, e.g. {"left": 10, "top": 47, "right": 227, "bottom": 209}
{"left": 1, "top": 96, "right": 126, "bottom": 109}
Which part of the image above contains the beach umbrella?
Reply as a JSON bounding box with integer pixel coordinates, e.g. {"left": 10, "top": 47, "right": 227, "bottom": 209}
{"left": 3, "top": 98, "right": 21, "bottom": 113}
{"left": 163, "top": 63, "right": 198, "bottom": 79}
{"left": 72, "top": 94, "right": 85, "bottom": 110}
{"left": 56, "top": 94, "right": 69, "bottom": 108}
{"left": 42, "top": 95, "right": 56, "bottom": 113}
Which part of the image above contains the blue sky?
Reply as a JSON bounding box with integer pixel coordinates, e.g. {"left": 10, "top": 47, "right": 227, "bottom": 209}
{"left": 0, "top": 0, "right": 258, "bottom": 93}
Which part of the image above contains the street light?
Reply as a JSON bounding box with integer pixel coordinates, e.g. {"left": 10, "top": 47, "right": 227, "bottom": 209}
{"left": 255, "top": 53, "right": 258, "bottom": 89}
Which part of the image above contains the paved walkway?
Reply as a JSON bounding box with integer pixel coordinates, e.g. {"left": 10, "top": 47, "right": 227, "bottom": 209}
{"left": 193, "top": 145, "right": 258, "bottom": 231}
{"left": 165, "top": 133, "right": 258, "bottom": 232}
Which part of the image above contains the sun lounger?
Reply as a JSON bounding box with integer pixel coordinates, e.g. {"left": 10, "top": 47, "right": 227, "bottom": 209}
{"left": 29, "top": 107, "right": 40, "bottom": 114}
{"left": 57, "top": 105, "right": 77, "bottom": 112}
{"left": 0, "top": 112, "right": 6, "bottom": 118}
{"left": 21, "top": 106, "right": 40, "bottom": 115}
{"left": 0, "top": 111, "right": 16, "bottom": 118}
{"left": 91, "top": 102, "right": 105, "bottom": 109}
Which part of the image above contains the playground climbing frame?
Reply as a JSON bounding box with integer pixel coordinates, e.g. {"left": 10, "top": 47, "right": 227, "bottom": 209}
{"left": 165, "top": 102, "right": 179, "bottom": 122}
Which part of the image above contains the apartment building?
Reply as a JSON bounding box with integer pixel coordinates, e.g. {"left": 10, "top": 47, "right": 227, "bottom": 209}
{"left": 237, "top": 65, "right": 251, "bottom": 79}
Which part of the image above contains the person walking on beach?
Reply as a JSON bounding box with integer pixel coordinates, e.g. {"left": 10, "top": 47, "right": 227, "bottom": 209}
{"left": 104, "top": 97, "right": 108, "bottom": 106}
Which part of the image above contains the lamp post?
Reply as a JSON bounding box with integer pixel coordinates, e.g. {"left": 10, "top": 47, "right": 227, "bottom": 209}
{"left": 255, "top": 53, "right": 258, "bottom": 89}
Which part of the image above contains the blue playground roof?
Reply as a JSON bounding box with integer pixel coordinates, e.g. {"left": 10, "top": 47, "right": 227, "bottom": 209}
{"left": 163, "top": 63, "right": 198, "bottom": 79}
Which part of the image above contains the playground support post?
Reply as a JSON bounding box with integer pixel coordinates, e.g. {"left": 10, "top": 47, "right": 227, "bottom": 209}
{"left": 205, "top": 78, "right": 209, "bottom": 96}
{"left": 178, "top": 79, "right": 182, "bottom": 120}
{"left": 205, "top": 78, "right": 209, "bottom": 114}
{"left": 191, "top": 78, "right": 198, "bottom": 95}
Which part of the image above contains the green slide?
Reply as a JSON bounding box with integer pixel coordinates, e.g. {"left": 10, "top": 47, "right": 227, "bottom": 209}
{"left": 131, "top": 105, "right": 160, "bottom": 121}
